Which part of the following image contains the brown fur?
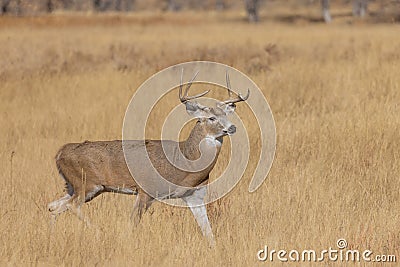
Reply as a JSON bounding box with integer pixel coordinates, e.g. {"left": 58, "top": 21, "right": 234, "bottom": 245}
{"left": 50, "top": 116, "right": 225, "bottom": 224}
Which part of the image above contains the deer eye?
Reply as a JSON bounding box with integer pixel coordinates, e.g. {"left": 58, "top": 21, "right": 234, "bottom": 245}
{"left": 208, "top": 117, "right": 217, "bottom": 121}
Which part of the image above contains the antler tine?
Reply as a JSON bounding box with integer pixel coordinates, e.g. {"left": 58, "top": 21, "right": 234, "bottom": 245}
{"left": 221, "top": 88, "right": 250, "bottom": 105}
{"left": 221, "top": 71, "right": 249, "bottom": 105}
{"left": 179, "top": 68, "right": 184, "bottom": 101}
{"left": 239, "top": 88, "right": 250, "bottom": 101}
{"left": 179, "top": 69, "right": 209, "bottom": 103}
{"left": 225, "top": 71, "right": 232, "bottom": 98}
{"left": 185, "top": 89, "right": 210, "bottom": 101}
{"left": 184, "top": 70, "right": 199, "bottom": 97}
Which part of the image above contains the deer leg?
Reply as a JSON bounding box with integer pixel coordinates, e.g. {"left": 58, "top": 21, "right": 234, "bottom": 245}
{"left": 67, "top": 184, "right": 106, "bottom": 225}
{"left": 48, "top": 180, "right": 74, "bottom": 216}
{"left": 131, "top": 191, "right": 154, "bottom": 226}
{"left": 48, "top": 193, "right": 86, "bottom": 223}
{"left": 48, "top": 194, "right": 72, "bottom": 215}
{"left": 84, "top": 185, "right": 104, "bottom": 202}
{"left": 49, "top": 183, "right": 103, "bottom": 226}
{"left": 182, "top": 187, "right": 215, "bottom": 246}
{"left": 64, "top": 194, "right": 91, "bottom": 226}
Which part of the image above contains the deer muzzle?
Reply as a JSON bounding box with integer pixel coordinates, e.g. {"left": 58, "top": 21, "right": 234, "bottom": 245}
{"left": 225, "top": 125, "right": 236, "bottom": 135}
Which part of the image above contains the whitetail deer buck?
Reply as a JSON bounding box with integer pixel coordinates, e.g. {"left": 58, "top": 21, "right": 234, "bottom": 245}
{"left": 48, "top": 71, "right": 249, "bottom": 245}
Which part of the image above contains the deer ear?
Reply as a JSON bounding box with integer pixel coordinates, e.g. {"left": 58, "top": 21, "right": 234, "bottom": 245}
{"left": 185, "top": 101, "right": 210, "bottom": 118}
{"left": 218, "top": 103, "right": 236, "bottom": 115}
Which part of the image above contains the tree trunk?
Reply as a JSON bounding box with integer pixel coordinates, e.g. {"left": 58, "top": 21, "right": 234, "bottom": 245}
{"left": 0, "top": 0, "right": 10, "bottom": 15}
{"left": 245, "top": 0, "right": 259, "bottom": 23}
{"left": 167, "top": 0, "right": 178, "bottom": 11}
{"left": 321, "top": 0, "right": 332, "bottom": 23}
{"left": 353, "top": 0, "right": 368, "bottom": 17}
{"left": 120, "top": 0, "right": 134, "bottom": 11}
{"left": 215, "top": 0, "right": 224, "bottom": 10}
{"left": 45, "top": 0, "right": 54, "bottom": 12}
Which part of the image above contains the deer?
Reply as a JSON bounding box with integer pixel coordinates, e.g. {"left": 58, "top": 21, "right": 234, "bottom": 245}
{"left": 48, "top": 70, "right": 250, "bottom": 245}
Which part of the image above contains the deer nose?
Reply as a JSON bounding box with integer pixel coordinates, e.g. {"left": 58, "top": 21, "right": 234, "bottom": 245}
{"left": 227, "top": 125, "right": 236, "bottom": 135}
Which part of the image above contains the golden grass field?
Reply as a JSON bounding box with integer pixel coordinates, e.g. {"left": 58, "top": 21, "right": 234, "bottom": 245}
{"left": 1, "top": 5, "right": 400, "bottom": 267}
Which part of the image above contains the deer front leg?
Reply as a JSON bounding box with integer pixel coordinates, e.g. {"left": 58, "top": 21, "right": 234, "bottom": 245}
{"left": 48, "top": 194, "right": 72, "bottom": 216}
{"left": 65, "top": 194, "right": 92, "bottom": 226}
{"left": 182, "top": 186, "right": 215, "bottom": 247}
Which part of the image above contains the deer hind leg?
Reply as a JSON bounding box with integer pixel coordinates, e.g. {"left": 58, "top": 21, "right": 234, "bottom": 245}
{"left": 182, "top": 187, "right": 215, "bottom": 247}
{"left": 131, "top": 191, "right": 154, "bottom": 226}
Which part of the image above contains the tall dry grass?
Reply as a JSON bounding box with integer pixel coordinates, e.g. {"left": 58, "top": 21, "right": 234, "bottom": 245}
{"left": 0, "top": 10, "right": 399, "bottom": 266}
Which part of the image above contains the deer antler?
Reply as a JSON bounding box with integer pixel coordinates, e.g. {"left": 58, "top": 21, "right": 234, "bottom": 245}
{"left": 179, "top": 69, "right": 209, "bottom": 103}
{"left": 220, "top": 72, "right": 250, "bottom": 105}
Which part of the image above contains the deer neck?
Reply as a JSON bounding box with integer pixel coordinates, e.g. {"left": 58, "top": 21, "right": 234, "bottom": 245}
{"left": 182, "top": 122, "right": 222, "bottom": 161}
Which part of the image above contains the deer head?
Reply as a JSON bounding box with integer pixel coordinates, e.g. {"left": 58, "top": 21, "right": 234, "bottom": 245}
{"left": 179, "top": 70, "right": 250, "bottom": 140}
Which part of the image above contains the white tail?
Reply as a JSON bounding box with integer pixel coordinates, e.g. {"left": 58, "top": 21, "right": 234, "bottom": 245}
{"left": 48, "top": 71, "right": 249, "bottom": 245}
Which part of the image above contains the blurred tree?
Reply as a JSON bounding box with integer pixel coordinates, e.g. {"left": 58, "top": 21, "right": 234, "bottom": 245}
{"left": 245, "top": 0, "right": 259, "bottom": 22}
{"left": 94, "top": 0, "right": 134, "bottom": 11}
{"left": 0, "top": 0, "right": 20, "bottom": 15}
{"left": 0, "top": 0, "right": 10, "bottom": 14}
{"left": 215, "top": 0, "right": 225, "bottom": 10}
{"left": 46, "top": 0, "right": 53, "bottom": 12}
{"left": 352, "top": 0, "right": 368, "bottom": 17}
{"left": 321, "top": 0, "right": 332, "bottom": 22}
{"left": 322, "top": 0, "right": 368, "bottom": 23}
{"left": 167, "top": 0, "right": 179, "bottom": 11}
{"left": 115, "top": 0, "right": 135, "bottom": 11}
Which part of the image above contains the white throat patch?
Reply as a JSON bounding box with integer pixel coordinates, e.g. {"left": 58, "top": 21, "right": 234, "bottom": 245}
{"left": 205, "top": 135, "right": 222, "bottom": 147}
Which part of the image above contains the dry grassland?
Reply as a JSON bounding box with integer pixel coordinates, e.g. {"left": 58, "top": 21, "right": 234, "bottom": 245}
{"left": 0, "top": 8, "right": 399, "bottom": 266}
